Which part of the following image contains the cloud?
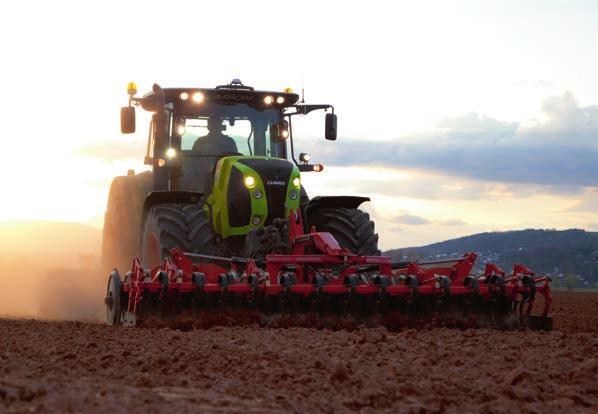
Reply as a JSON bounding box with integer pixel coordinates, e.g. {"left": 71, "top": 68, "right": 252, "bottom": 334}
{"left": 393, "top": 213, "right": 429, "bottom": 225}
{"left": 391, "top": 212, "right": 467, "bottom": 227}
{"left": 345, "top": 170, "right": 492, "bottom": 200}
{"left": 440, "top": 219, "right": 467, "bottom": 226}
{"left": 566, "top": 188, "right": 598, "bottom": 213}
{"left": 322, "top": 91, "right": 598, "bottom": 188}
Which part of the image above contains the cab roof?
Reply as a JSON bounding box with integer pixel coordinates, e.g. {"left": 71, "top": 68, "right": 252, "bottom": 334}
{"left": 138, "top": 80, "right": 300, "bottom": 112}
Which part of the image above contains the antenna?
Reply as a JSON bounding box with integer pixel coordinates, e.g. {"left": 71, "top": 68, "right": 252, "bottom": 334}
{"left": 301, "top": 88, "right": 305, "bottom": 103}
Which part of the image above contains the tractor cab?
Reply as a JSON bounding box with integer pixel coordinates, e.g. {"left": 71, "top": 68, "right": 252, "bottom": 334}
{"left": 121, "top": 80, "right": 335, "bottom": 194}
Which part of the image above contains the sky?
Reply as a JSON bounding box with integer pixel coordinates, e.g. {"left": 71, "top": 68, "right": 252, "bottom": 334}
{"left": 1, "top": 0, "right": 597, "bottom": 249}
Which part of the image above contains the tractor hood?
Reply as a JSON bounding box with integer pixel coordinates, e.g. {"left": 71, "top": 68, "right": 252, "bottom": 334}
{"left": 208, "top": 156, "right": 301, "bottom": 237}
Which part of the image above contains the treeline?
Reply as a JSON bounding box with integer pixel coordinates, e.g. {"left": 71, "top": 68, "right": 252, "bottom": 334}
{"left": 385, "top": 229, "right": 598, "bottom": 284}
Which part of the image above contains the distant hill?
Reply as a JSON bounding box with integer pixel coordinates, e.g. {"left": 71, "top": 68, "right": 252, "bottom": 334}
{"left": 384, "top": 229, "right": 598, "bottom": 285}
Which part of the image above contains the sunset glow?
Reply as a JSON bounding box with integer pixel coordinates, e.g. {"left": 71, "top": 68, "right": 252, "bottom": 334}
{"left": 1, "top": 1, "right": 598, "bottom": 249}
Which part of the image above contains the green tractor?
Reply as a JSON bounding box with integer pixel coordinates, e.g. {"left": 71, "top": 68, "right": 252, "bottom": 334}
{"left": 102, "top": 80, "right": 379, "bottom": 273}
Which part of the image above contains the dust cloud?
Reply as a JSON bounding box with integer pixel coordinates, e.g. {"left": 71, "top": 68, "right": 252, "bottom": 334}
{"left": 0, "top": 221, "right": 105, "bottom": 321}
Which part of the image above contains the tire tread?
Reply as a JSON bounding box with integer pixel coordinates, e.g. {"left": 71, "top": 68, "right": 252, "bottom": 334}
{"left": 309, "top": 207, "right": 380, "bottom": 255}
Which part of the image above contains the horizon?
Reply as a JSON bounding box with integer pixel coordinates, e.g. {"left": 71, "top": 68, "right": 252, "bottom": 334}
{"left": 0, "top": 219, "right": 593, "bottom": 251}
{"left": 2, "top": 1, "right": 598, "bottom": 249}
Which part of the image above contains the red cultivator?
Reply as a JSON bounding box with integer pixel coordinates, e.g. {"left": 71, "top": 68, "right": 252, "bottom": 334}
{"left": 105, "top": 211, "right": 553, "bottom": 330}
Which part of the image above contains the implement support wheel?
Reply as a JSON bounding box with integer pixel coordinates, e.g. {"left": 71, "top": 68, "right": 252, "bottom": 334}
{"left": 105, "top": 270, "right": 122, "bottom": 326}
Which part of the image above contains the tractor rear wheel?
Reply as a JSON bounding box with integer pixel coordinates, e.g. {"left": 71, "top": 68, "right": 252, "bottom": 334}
{"left": 308, "top": 207, "right": 380, "bottom": 256}
{"left": 141, "top": 203, "right": 215, "bottom": 268}
{"left": 102, "top": 172, "right": 152, "bottom": 272}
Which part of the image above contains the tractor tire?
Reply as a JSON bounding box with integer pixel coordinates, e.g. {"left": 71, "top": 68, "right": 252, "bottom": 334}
{"left": 102, "top": 172, "right": 152, "bottom": 272}
{"left": 308, "top": 207, "right": 380, "bottom": 256}
{"left": 141, "top": 203, "right": 215, "bottom": 269}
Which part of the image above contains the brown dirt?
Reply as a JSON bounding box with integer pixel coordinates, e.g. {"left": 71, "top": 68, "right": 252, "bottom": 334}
{"left": 1, "top": 291, "right": 598, "bottom": 413}
{"left": 550, "top": 291, "right": 598, "bottom": 333}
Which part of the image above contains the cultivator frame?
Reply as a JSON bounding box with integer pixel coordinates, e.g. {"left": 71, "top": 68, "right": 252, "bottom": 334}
{"left": 105, "top": 211, "right": 553, "bottom": 330}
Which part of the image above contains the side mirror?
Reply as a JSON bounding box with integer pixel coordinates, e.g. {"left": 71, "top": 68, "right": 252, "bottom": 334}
{"left": 121, "top": 106, "right": 136, "bottom": 134}
{"left": 325, "top": 113, "right": 337, "bottom": 141}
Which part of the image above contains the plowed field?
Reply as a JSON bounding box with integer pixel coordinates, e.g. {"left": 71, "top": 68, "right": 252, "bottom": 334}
{"left": 1, "top": 291, "right": 597, "bottom": 413}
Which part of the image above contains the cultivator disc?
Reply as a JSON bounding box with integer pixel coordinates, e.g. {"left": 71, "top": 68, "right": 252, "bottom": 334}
{"left": 105, "top": 212, "right": 553, "bottom": 331}
{"left": 104, "top": 270, "right": 122, "bottom": 326}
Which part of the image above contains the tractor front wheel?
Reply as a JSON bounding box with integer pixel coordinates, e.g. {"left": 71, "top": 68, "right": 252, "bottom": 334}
{"left": 308, "top": 207, "right": 380, "bottom": 256}
{"left": 141, "top": 203, "right": 215, "bottom": 269}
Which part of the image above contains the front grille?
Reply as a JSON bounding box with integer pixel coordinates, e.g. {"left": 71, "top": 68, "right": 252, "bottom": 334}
{"left": 237, "top": 158, "right": 294, "bottom": 225}
{"left": 265, "top": 185, "right": 287, "bottom": 224}
{"left": 227, "top": 167, "right": 251, "bottom": 227}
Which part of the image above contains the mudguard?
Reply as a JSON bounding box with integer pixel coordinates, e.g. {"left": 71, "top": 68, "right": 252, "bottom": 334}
{"left": 304, "top": 196, "right": 370, "bottom": 222}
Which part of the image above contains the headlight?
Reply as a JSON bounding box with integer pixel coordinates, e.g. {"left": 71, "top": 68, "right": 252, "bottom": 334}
{"left": 180, "top": 92, "right": 189, "bottom": 100}
{"left": 177, "top": 125, "right": 185, "bottom": 135}
{"left": 244, "top": 175, "right": 256, "bottom": 188}
{"left": 276, "top": 96, "right": 284, "bottom": 104}
{"left": 289, "top": 190, "right": 298, "bottom": 200}
{"left": 252, "top": 189, "right": 262, "bottom": 199}
{"left": 292, "top": 177, "right": 300, "bottom": 187}
{"left": 165, "top": 148, "right": 177, "bottom": 159}
{"left": 264, "top": 96, "right": 273, "bottom": 105}
{"left": 192, "top": 92, "right": 204, "bottom": 103}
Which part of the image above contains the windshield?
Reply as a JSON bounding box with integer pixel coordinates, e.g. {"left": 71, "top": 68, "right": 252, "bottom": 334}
{"left": 174, "top": 103, "right": 285, "bottom": 158}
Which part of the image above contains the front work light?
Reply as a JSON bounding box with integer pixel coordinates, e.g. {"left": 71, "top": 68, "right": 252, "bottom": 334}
{"left": 180, "top": 92, "right": 189, "bottom": 100}
{"left": 244, "top": 175, "right": 256, "bottom": 188}
{"left": 192, "top": 92, "right": 204, "bottom": 103}
{"left": 264, "top": 96, "right": 273, "bottom": 105}
{"left": 165, "top": 148, "right": 177, "bottom": 159}
{"left": 276, "top": 96, "right": 285, "bottom": 104}
{"left": 276, "top": 120, "right": 289, "bottom": 141}
{"left": 299, "top": 153, "right": 311, "bottom": 163}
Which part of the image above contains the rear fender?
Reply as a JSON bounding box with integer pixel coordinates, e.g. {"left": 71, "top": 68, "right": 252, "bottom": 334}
{"left": 304, "top": 196, "right": 370, "bottom": 224}
{"left": 142, "top": 191, "right": 204, "bottom": 217}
